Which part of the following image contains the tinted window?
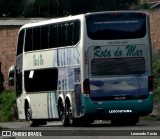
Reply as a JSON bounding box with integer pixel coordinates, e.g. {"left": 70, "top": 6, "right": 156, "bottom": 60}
{"left": 49, "top": 24, "right": 57, "bottom": 48}
{"left": 58, "top": 23, "right": 66, "bottom": 47}
{"left": 41, "top": 26, "right": 49, "bottom": 49}
{"left": 17, "top": 29, "right": 25, "bottom": 56}
{"left": 66, "top": 22, "right": 73, "bottom": 46}
{"left": 33, "top": 27, "right": 40, "bottom": 50}
{"left": 86, "top": 13, "right": 146, "bottom": 40}
{"left": 24, "top": 20, "right": 80, "bottom": 51}
{"left": 91, "top": 58, "right": 145, "bottom": 76}
{"left": 25, "top": 28, "right": 32, "bottom": 51}
{"left": 49, "top": 20, "right": 80, "bottom": 48}
{"left": 73, "top": 20, "right": 80, "bottom": 45}
{"left": 24, "top": 68, "right": 58, "bottom": 92}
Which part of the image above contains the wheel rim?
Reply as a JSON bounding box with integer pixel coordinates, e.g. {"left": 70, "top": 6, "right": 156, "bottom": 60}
{"left": 65, "top": 103, "right": 73, "bottom": 125}
{"left": 68, "top": 107, "right": 73, "bottom": 125}
{"left": 26, "top": 108, "right": 31, "bottom": 121}
{"left": 63, "top": 103, "right": 73, "bottom": 126}
{"left": 61, "top": 111, "right": 65, "bottom": 124}
{"left": 59, "top": 104, "right": 65, "bottom": 124}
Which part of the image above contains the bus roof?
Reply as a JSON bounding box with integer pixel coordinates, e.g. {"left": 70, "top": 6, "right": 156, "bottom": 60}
{"left": 20, "top": 11, "right": 148, "bottom": 30}
{"left": 20, "top": 14, "right": 84, "bottom": 29}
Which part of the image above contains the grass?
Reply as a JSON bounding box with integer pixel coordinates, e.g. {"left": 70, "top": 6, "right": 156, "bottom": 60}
{"left": 154, "top": 88, "right": 160, "bottom": 103}
{"left": 140, "top": 115, "right": 160, "bottom": 121}
{"left": 0, "top": 91, "right": 16, "bottom": 122}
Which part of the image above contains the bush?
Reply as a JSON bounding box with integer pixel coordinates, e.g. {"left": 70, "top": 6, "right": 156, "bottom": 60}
{"left": 153, "top": 60, "right": 160, "bottom": 88}
{"left": 142, "top": 2, "right": 149, "bottom": 9}
{"left": 0, "top": 92, "right": 16, "bottom": 122}
{"left": 153, "top": 59, "right": 160, "bottom": 103}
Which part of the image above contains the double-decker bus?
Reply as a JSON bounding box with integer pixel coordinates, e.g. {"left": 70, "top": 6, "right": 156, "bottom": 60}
{"left": 8, "top": 11, "right": 153, "bottom": 126}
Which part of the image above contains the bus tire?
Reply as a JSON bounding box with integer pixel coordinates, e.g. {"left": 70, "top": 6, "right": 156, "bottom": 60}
{"left": 58, "top": 101, "right": 69, "bottom": 126}
{"left": 58, "top": 100, "right": 69, "bottom": 126}
{"left": 66, "top": 102, "right": 74, "bottom": 126}
{"left": 62, "top": 100, "right": 76, "bottom": 126}
{"left": 63, "top": 101, "right": 72, "bottom": 126}
{"left": 26, "top": 106, "right": 39, "bottom": 127}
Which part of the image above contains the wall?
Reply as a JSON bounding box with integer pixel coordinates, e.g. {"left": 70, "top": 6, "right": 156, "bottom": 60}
{"left": 0, "top": 26, "right": 19, "bottom": 91}
{"left": 149, "top": 9, "right": 160, "bottom": 53}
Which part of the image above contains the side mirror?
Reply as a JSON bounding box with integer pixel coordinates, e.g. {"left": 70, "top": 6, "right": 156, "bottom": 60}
{"left": 8, "top": 65, "right": 15, "bottom": 86}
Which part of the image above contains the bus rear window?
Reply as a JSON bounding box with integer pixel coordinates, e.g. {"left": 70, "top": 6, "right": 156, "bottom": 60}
{"left": 86, "top": 13, "right": 146, "bottom": 40}
{"left": 91, "top": 58, "right": 145, "bottom": 76}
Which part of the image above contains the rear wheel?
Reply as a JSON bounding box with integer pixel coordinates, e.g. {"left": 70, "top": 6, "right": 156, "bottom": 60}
{"left": 65, "top": 102, "right": 74, "bottom": 126}
{"left": 62, "top": 101, "right": 76, "bottom": 126}
{"left": 58, "top": 101, "right": 69, "bottom": 126}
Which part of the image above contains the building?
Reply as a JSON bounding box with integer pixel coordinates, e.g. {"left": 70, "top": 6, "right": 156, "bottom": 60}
{"left": 0, "top": 18, "right": 46, "bottom": 90}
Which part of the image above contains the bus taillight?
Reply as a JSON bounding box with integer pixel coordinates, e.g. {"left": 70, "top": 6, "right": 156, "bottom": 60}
{"left": 83, "top": 79, "right": 90, "bottom": 94}
{"left": 148, "top": 76, "right": 153, "bottom": 91}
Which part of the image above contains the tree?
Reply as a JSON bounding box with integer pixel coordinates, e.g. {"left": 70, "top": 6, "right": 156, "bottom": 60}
{"left": 63, "top": 0, "right": 140, "bottom": 16}
{"left": 22, "top": 0, "right": 59, "bottom": 17}
{"left": 0, "top": 0, "right": 140, "bottom": 17}
{"left": 0, "top": 0, "right": 21, "bottom": 17}
{"left": 33, "top": 0, "right": 57, "bottom": 17}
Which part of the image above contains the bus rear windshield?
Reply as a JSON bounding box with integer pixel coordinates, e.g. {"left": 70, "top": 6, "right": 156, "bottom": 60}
{"left": 91, "top": 58, "right": 145, "bottom": 76}
{"left": 86, "top": 13, "right": 146, "bottom": 40}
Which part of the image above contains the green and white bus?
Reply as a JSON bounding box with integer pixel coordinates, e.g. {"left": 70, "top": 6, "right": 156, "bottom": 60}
{"left": 8, "top": 11, "right": 153, "bottom": 126}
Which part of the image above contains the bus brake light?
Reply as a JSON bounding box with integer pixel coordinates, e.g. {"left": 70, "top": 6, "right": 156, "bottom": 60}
{"left": 83, "top": 79, "right": 90, "bottom": 94}
{"left": 148, "top": 76, "right": 153, "bottom": 91}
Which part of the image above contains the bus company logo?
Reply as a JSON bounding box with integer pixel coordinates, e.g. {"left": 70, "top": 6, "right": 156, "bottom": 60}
{"left": 109, "top": 109, "right": 132, "bottom": 113}
{"left": 33, "top": 54, "right": 44, "bottom": 66}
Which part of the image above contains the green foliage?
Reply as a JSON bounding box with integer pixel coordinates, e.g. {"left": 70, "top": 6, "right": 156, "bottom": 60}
{"left": 0, "top": 0, "right": 141, "bottom": 17}
{"left": 141, "top": 114, "right": 160, "bottom": 121}
{"left": 142, "top": 2, "right": 149, "bottom": 9}
{"left": 0, "top": 0, "right": 21, "bottom": 17}
{"left": 63, "top": 0, "right": 140, "bottom": 15}
{"left": 33, "top": 0, "right": 58, "bottom": 17}
{"left": 153, "top": 59, "right": 160, "bottom": 88}
{"left": 0, "top": 92, "right": 16, "bottom": 122}
{"left": 153, "top": 59, "right": 160, "bottom": 102}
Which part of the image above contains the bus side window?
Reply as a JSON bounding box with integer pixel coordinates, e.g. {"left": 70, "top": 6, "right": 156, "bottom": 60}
{"left": 33, "top": 27, "right": 40, "bottom": 50}
{"left": 73, "top": 20, "right": 80, "bottom": 45}
{"left": 25, "top": 28, "right": 33, "bottom": 52}
{"left": 49, "top": 24, "right": 57, "bottom": 48}
{"left": 58, "top": 23, "right": 66, "bottom": 47}
{"left": 66, "top": 22, "right": 73, "bottom": 46}
{"left": 24, "top": 68, "right": 58, "bottom": 92}
{"left": 41, "top": 26, "right": 49, "bottom": 49}
{"left": 17, "top": 29, "right": 25, "bottom": 56}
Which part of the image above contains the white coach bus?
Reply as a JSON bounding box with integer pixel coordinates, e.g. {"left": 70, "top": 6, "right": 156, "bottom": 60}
{"left": 8, "top": 11, "right": 153, "bottom": 126}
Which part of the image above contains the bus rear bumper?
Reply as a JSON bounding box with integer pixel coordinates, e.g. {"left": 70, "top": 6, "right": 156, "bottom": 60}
{"left": 81, "top": 94, "right": 153, "bottom": 119}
